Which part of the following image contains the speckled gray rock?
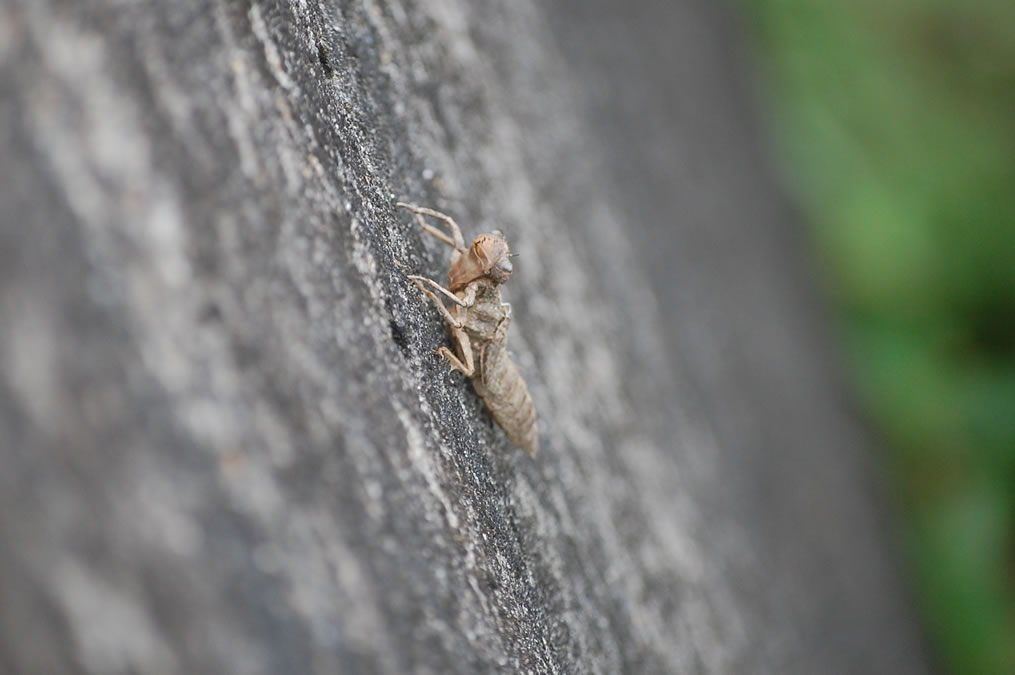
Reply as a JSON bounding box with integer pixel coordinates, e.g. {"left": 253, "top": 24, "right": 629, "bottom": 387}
{"left": 0, "top": 0, "right": 931, "bottom": 673}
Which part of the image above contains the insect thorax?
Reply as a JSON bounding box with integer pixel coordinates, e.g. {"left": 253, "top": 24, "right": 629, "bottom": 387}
{"left": 460, "top": 281, "right": 506, "bottom": 343}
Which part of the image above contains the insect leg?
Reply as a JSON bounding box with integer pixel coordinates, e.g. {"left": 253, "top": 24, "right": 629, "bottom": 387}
{"left": 493, "top": 308, "right": 512, "bottom": 342}
{"left": 407, "top": 275, "right": 471, "bottom": 307}
{"left": 412, "top": 212, "right": 458, "bottom": 248}
{"left": 396, "top": 202, "right": 466, "bottom": 249}
{"left": 437, "top": 327, "right": 474, "bottom": 377}
{"left": 411, "top": 279, "right": 464, "bottom": 328}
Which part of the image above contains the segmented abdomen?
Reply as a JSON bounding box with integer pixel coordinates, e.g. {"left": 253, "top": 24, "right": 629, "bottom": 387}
{"left": 475, "top": 344, "right": 538, "bottom": 455}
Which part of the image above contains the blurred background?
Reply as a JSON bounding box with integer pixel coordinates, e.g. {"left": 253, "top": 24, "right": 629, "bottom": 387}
{"left": 747, "top": 1, "right": 1015, "bottom": 673}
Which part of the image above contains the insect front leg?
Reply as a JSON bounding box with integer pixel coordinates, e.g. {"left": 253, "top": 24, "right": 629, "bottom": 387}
{"left": 493, "top": 307, "right": 512, "bottom": 343}
{"left": 396, "top": 202, "right": 466, "bottom": 249}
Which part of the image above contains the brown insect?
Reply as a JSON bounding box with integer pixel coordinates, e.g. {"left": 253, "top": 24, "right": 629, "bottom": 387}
{"left": 399, "top": 202, "right": 539, "bottom": 455}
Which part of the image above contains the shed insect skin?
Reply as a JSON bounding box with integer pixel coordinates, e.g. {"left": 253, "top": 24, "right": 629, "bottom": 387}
{"left": 398, "top": 202, "right": 539, "bottom": 455}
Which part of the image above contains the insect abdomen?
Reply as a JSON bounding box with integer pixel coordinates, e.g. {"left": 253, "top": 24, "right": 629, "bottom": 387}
{"left": 477, "top": 346, "right": 539, "bottom": 455}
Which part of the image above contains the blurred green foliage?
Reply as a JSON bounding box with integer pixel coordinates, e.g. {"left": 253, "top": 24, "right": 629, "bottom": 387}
{"left": 747, "top": 1, "right": 1015, "bottom": 673}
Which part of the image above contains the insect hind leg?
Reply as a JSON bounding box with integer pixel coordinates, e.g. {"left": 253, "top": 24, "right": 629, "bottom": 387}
{"left": 438, "top": 327, "right": 474, "bottom": 377}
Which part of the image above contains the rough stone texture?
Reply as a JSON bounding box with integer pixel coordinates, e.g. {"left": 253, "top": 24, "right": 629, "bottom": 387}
{"left": 0, "top": 0, "right": 931, "bottom": 673}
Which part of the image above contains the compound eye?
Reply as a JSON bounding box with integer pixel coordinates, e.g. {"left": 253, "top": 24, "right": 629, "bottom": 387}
{"left": 488, "top": 257, "right": 513, "bottom": 283}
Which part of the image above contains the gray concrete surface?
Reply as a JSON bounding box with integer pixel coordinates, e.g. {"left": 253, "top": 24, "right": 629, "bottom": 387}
{"left": 0, "top": 0, "right": 931, "bottom": 672}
